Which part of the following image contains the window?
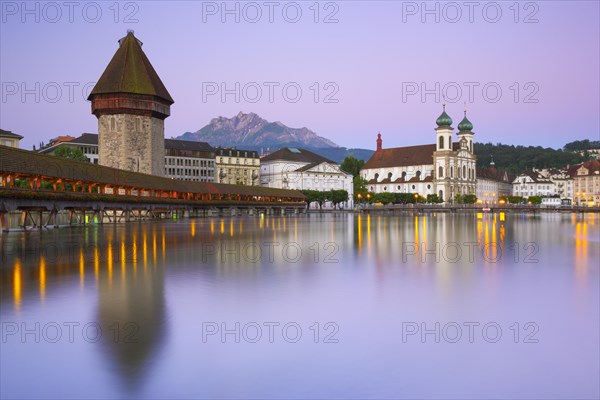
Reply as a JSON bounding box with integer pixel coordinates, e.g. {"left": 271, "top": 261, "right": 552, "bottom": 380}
{"left": 438, "top": 166, "right": 443, "bottom": 178}
{"left": 388, "top": 172, "right": 393, "bottom": 179}
{"left": 439, "top": 136, "right": 444, "bottom": 149}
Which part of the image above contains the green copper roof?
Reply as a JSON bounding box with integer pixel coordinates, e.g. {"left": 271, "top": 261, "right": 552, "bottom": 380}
{"left": 436, "top": 106, "right": 453, "bottom": 127}
{"left": 458, "top": 111, "right": 474, "bottom": 132}
{"left": 88, "top": 31, "right": 174, "bottom": 104}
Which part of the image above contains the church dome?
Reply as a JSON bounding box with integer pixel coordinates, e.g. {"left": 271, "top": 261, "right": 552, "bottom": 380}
{"left": 458, "top": 112, "right": 473, "bottom": 132}
{"left": 436, "top": 105, "right": 453, "bottom": 127}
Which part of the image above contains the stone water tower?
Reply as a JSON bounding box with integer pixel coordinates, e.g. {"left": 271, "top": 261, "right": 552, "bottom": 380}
{"left": 88, "top": 31, "right": 174, "bottom": 176}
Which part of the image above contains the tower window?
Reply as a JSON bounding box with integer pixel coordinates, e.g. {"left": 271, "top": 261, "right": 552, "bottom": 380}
{"left": 439, "top": 136, "right": 444, "bottom": 149}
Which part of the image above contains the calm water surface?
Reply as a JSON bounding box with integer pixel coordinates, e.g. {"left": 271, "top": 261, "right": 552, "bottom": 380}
{"left": 1, "top": 213, "right": 599, "bottom": 399}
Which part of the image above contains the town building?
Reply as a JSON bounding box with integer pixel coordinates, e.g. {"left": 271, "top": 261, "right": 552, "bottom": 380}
{"left": 215, "top": 148, "right": 260, "bottom": 186}
{"left": 260, "top": 147, "right": 353, "bottom": 208}
{"left": 361, "top": 106, "right": 477, "bottom": 202}
{"left": 539, "top": 168, "right": 573, "bottom": 201}
{"left": 0, "top": 129, "right": 23, "bottom": 148}
{"left": 476, "top": 158, "right": 513, "bottom": 204}
{"left": 88, "top": 30, "right": 174, "bottom": 176}
{"left": 512, "top": 171, "right": 556, "bottom": 198}
{"left": 37, "top": 133, "right": 216, "bottom": 182}
{"left": 571, "top": 160, "right": 600, "bottom": 206}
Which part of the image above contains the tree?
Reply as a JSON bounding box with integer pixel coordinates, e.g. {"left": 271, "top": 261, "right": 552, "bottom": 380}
{"left": 329, "top": 190, "right": 349, "bottom": 209}
{"left": 527, "top": 196, "right": 542, "bottom": 205}
{"left": 373, "top": 192, "right": 395, "bottom": 204}
{"left": 427, "top": 194, "right": 443, "bottom": 204}
{"left": 341, "top": 156, "right": 365, "bottom": 177}
{"left": 55, "top": 146, "right": 88, "bottom": 162}
{"left": 353, "top": 176, "right": 368, "bottom": 201}
{"left": 462, "top": 194, "right": 478, "bottom": 204}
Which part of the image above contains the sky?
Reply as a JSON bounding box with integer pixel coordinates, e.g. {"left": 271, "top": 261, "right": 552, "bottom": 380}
{"left": 1, "top": 1, "right": 599, "bottom": 152}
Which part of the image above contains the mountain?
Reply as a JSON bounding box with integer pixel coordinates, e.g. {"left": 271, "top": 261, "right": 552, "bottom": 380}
{"left": 178, "top": 112, "right": 339, "bottom": 149}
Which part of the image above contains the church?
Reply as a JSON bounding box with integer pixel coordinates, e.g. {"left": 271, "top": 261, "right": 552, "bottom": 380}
{"left": 360, "top": 106, "right": 477, "bottom": 202}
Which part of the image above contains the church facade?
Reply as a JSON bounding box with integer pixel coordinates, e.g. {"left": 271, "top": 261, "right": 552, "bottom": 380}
{"left": 361, "top": 107, "right": 477, "bottom": 202}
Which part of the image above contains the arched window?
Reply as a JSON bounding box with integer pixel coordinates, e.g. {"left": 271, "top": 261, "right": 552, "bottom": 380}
{"left": 438, "top": 166, "right": 443, "bottom": 178}
{"left": 401, "top": 171, "right": 407, "bottom": 180}
{"left": 388, "top": 172, "right": 393, "bottom": 179}
{"left": 439, "top": 136, "right": 444, "bottom": 149}
{"left": 439, "top": 190, "right": 443, "bottom": 199}
{"left": 416, "top": 170, "right": 421, "bottom": 180}
{"left": 384, "top": 186, "right": 387, "bottom": 191}
{"left": 463, "top": 165, "right": 466, "bottom": 179}
{"left": 450, "top": 167, "right": 454, "bottom": 178}
{"left": 374, "top": 173, "right": 379, "bottom": 181}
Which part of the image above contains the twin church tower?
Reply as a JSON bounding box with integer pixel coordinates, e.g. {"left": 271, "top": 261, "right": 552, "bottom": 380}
{"left": 88, "top": 30, "right": 173, "bottom": 176}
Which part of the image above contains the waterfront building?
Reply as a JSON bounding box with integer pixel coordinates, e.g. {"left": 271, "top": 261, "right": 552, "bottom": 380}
{"left": 361, "top": 106, "right": 477, "bottom": 202}
{"left": 570, "top": 160, "right": 600, "bottom": 206}
{"left": 538, "top": 167, "right": 574, "bottom": 201}
{"left": 88, "top": 30, "right": 174, "bottom": 176}
{"left": 0, "top": 129, "right": 23, "bottom": 148}
{"left": 38, "top": 133, "right": 100, "bottom": 164}
{"left": 215, "top": 147, "right": 260, "bottom": 185}
{"left": 38, "top": 133, "right": 215, "bottom": 182}
{"left": 512, "top": 170, "right": 556, "bottom": 198}
{"left": 260, "top": 147, "right": 353, "bottom": 208}
{"left": 476, "top": 158, "right": 513, "bottom": 204}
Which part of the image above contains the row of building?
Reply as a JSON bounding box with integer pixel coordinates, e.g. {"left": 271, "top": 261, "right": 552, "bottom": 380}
{"left": 2, "top": 30, "right": 597, "bottom": 208}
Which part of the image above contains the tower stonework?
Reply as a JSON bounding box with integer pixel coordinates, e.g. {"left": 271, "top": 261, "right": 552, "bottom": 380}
{"left": 88, "top": 31, "right": 174, "bottom": 176}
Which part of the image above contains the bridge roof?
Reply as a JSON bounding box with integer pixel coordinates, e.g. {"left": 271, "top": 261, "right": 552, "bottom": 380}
{"left": 0, "top": 145, "right": 304, "bottom": 199}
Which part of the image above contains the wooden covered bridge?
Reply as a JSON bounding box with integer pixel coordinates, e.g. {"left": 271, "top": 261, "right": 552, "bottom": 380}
{"left": 0, "top": 145, "right": 306, "bottom": 230}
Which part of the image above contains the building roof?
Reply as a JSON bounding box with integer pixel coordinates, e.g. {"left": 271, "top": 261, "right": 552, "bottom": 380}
{"left": 216, "top": 148, "right": 259, "bottom": 158}
{"left": 261, "top": 147, "right": 336, "bottom": 164}
{"left": 363, "top": 143, "right": 461, "bottom": 169}
{"left": 165, "top": 139, "right": 214, "bottom": 152}
{"left": 571, "top": 160, "right": 600, "bottom": 177}
{"left": 477, "top": 167, "right": 512, "bottom": 182}
{"left": 0, "top": 129, "right": 23, "bottom": 140}
{"left": 70, "top": 133, "right": 99, "bottom": 145}
{"left": 0, "top": 145, "right": 303, "bottom": 199}
{"left": 88, "top": 31, "right": 174, "bottom": 104}
{"left": 51, "top": 133, "right": 214, "bottom": 153}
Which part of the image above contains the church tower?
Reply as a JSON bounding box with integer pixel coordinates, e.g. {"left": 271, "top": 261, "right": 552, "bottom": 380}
{"left": 433, "top": 105, "right": 454, "bottom": 202}
{"left": 88, "top": 31, "right": 174, "bottom": 176}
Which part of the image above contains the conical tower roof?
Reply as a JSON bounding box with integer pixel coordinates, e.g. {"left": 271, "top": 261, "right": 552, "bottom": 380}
{"left": 89, "top": 31, "right": 174, "bottom": 104}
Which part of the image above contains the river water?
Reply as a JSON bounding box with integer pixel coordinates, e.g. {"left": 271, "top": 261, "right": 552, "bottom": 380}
{"left": 1, "top": 212, "right": 598, "bottom": 399}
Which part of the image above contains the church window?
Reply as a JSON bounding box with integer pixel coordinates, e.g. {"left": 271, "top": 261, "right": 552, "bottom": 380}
{"left": 451, "top": 167, "right": 454, "bottom": 177}
{"left": 374, "top": 173, "right": 379, "bottom": 181}
{"left": 401, "top": 171, "right": 407, "bottom": 180}
{"left": 412, "top": 185, "right": 416, "bottom": 190}
{"left": 416, "top": 170, "right": 421, "bottom": 179}
{"left": 388, "top": 172, "right": 393, "bottom": 179}
{"left": 427, "top": 185, "right": 431, "bottom": 189}
{"left": 438, "top": 166, "right": 443, "bottom": 178}
{"left": 439, "top": 136, "right": 444, "bottom": 149}
{"left": 463, "top": 166, "right": 466, "bottom": 178}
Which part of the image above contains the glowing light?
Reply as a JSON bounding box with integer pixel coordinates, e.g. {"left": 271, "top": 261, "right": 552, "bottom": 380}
{"left": 191, "top": 220, "right": 196, "bottom": 238}
{"left": 13, "top": 259, "right": 22, "bottom": 312}
{"left": 79, "top": 249, "right": 85, "bottom": 289}
{"left": 39, "top": 256, "right": 46, "bottom": 301}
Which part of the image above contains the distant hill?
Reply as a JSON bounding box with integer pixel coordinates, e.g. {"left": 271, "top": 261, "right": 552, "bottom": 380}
{"left": 474, "top": 142, "right": 589, "bottom": 173}
{"left": 178, "top": 112, "right": 338, "bottom": 149}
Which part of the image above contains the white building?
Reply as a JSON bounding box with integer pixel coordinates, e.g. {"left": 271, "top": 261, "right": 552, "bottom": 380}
{"left": 512, "top": 171, "right": 556, "bottom": 198}
{"left": 476, "top": 159, "right": 513, "bottom": 204}
{"left": 215, "top": 148, "right": 260, "bottom": 186}
{"left": 361, "top": 106, "right": 477, "bottom": 202}
{"left": 538, "top": 168, "right": 573, "bottom": 201}
{"left": 260, "top": 147, "right": 353, "bottom": 209}
{"left": 38, "top": 133, "right": 216, "bottom": 182}
{"left": 0, "top": 129, "right": 23, "bottom": 148}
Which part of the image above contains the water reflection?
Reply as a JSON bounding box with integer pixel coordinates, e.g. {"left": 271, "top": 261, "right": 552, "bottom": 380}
{"left": 0, "top": 212, "right": 598, "bottom": 399}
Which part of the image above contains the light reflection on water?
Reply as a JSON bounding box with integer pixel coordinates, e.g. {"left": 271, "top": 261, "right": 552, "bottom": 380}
{"left": 0, "top": 212, "right": 599, "bottom": 399}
